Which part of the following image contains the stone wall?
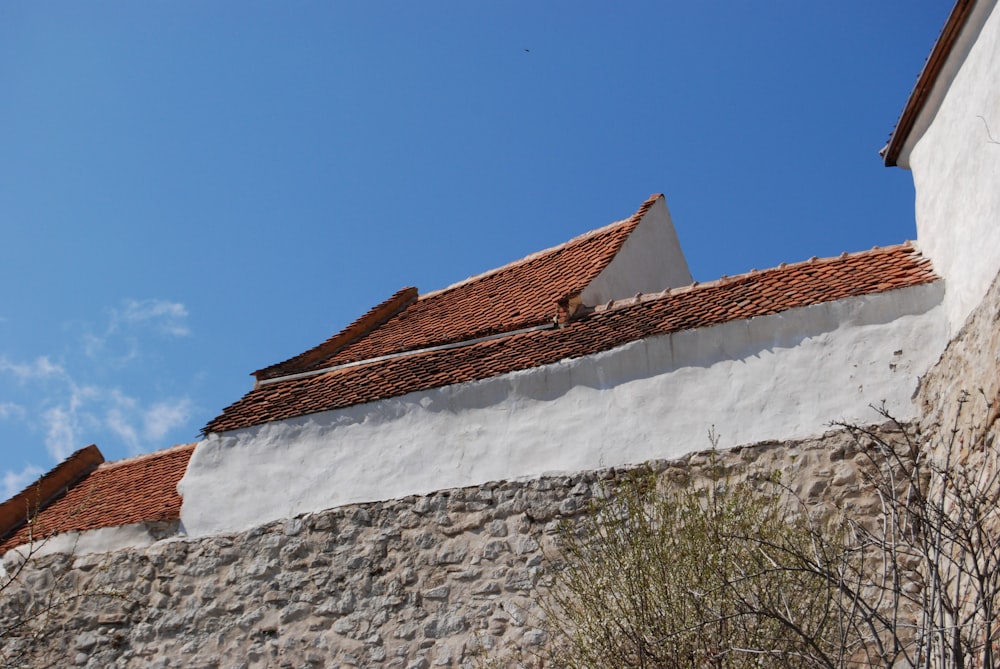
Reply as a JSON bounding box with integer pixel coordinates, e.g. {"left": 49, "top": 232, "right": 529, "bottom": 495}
{"left": 1, "top": 426, "right": 880, "bottom": 669}
{"left": 915, "top": 268, "right": 1000, "bottom": 436}
{"left": 4, "top": 271, "right": 997, "bottom": 669}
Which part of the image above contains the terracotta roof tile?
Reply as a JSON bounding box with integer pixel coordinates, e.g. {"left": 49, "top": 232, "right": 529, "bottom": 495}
{"left": 0, "top": 443, "right": 195, "bottom": 552}
{"left": 253, "top": 195, "right": 663, "bottom": 381}
{"left": 206, "top": 244, "right": 938, "bottom": 434}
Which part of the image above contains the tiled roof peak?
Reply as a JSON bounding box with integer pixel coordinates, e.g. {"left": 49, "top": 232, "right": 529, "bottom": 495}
{"left": 883, "top": 0, "right": 977, "bottom": 166}
{"left": 0, "top": 445, "right": 104, "bottom": 543}
{"left": 251, "top": 194, "right": 663, "bottom": 383}
{"left": 255, "top": 287, "right": 418, "bottom": 381}
{"left": 423, "top": 193, "right": 664, "bottom": 300}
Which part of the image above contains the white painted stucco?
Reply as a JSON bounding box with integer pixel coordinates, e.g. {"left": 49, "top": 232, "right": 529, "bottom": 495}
{"left": 900, "top": 0, "right": 1000, "bottom": 333}
{"left": 179, "top": 282, "right": 946, "bottom": 537}
{"left": 580, "top": 197, "right": 692, "bottom": 306}
{"left": 2, "top": 522, "right": 171, "bottom": 562}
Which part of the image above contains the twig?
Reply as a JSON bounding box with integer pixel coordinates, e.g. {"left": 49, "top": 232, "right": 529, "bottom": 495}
{"left": 977, "top": 115, "right": 1000, "bottom": 145}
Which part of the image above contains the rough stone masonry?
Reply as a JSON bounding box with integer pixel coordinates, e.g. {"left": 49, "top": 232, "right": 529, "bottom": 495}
{"left": 0, "top": 426, "right": 884, "bottom": 669}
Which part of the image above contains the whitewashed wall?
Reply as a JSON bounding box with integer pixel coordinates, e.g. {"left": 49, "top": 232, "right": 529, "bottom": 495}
{"left": 580, "top": 197, "right": 692, "bottom": 305}
{"left": 902, "top": 0, "right": 1000, "bottom": 333}
{"left": 179, "top": 282, "right": 946, "bottom": 537}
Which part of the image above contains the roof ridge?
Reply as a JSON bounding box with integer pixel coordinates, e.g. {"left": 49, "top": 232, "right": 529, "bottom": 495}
{"left": 419, "top": 194, "right": 663, "bottom": 301}
{"left": 96, "top": 442, "right": 196, "bottom": 471}
{"left": 591, "top": 242, "right": 923, "bottom": 314}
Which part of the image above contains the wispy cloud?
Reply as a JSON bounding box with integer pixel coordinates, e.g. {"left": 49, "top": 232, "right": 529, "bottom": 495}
{"left": 143, "top": 399, "right": 194, "bottom": 441}
{"left": 0, "top": 356, "right": 65, "bottom": 382}
{"left": 114, "top": 299, "right": 190, "bottom": 338}
{"left": 105, "top": 408, "right": 139, "bottom": 452}
{"left": 83, "top": 298, "right": 191, "bottom": 364}
{"left": 0, "top": 402, "right": 25, "bottom": 421}
{"left": 39, "top": 383, "right": 101, "bottom": 460}
{"left": 43, "top": 406, "right": 79, "bottom": 461}
{"left": 107, "top": 396, "right": 193, "bottom": 453}
{"left": 0, "top": 297, "right": 198, "bottom": 467}
{"left": 35, "top": 383, "right": 193, "bottom": 459}
{"left": 0, "top": 464, "right": 45, "bottom": 499}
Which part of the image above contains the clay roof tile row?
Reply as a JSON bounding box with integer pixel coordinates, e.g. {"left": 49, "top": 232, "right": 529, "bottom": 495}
{"left": 205, "top": 244, "right": 938, "bottom": 434}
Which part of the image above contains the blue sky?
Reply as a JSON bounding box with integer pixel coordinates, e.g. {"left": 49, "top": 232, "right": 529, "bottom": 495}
{"left": 0, "top": 3, "right": 952, "bottom": 495}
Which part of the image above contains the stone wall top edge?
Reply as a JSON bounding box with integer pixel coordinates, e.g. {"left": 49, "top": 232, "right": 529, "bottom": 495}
{"left": 129, "top": 424, "right": 887, "bottom": 554}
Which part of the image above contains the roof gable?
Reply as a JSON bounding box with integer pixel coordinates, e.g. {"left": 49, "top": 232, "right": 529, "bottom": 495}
{"left": 254, "top": 194, "right": 683, "bottom": 382}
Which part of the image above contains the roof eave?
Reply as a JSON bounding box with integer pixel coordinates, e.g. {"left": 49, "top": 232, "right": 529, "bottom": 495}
{"left": 883, "top": 0, "right": 978, "bottom": 167}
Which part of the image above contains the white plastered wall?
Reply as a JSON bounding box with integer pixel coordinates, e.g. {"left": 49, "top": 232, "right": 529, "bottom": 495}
{"left": 2, "top": 523, "right": 171, "bottom": 563}
{"left": 580, "top": 197, "right": 692, "bottom": 306}
{"left": 179, "top": 282, "right": 946, "bottom": 537}
{"left": 901, "top": 0, "right": 1000, "bottom": 333}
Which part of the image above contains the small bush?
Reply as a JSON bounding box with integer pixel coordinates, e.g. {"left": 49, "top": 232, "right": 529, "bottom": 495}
{"left": 543, "top": 466, "right": 856, "bottom": 669}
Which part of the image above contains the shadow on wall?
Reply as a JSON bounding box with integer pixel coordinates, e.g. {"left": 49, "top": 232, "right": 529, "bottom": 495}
{"left": 428, "top": 282, "right": 944, "bottom": 411}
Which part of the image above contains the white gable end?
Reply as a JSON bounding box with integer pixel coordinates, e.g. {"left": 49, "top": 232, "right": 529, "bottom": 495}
{"left": 580, "top": 196, "right": 692, "bottom": 306}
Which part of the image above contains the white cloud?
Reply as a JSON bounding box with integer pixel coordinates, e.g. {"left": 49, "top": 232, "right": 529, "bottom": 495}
{"left": 106, "top": 407, "right": 140, "bottom": 452}
{"left": 35, "top": 384, "right": 193, "bottom": 459}
{"left": 0, "top": 464, "right": 45, "bottom": 499}
{"left": 106, "top": 395, "right": 192, "bottom": 453}
{"left": 104, "top": 388, "right": 139, "bottom": 450}
{"left": 0, "top": 402, "right": 25, "bottom": 421}
{"left": 143, "top": 399, "right": 193, "bottom": 441}
{"left": 82, "top": 298, "right": 191, "bottom": 366}
{"left": 115, "top": 299, "right": 190, "bottom": 337}
{"left": 40, "top": 384, "right": 103, "bottom": 460}
{"left": 0, "top": 298, "right": 197, "bottom": 465}
{"left": 4, "top": 356, "right": 195, "bottom": 461}
{"left": 0, "top": 356, "right": 65, "bottom": 382}
{"left": 82, "top": 331, "right": 112, "bottom": 361}
{"left": 43, "top": 406, "right": 78, "bottom": 461}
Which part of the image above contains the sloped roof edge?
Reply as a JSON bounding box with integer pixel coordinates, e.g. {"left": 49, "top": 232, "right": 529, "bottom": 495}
{"left": 255, "top": 287, "right": 419, "bottom": 381}
{"left": 0, "top": 444, "right": 104, "bottom": 544}
{"left": 422, "top": 193, "right": 664, "bottom": 300}
{"left": 883, "top": 0, "right": 978, "bottom": 167}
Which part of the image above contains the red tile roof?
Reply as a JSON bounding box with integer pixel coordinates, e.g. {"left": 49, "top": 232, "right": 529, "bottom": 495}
{"left": 0, "top": 443, "right": 195, "bottom": 552}
{"left": 206, "top": 244, "right": 938, "bottom": 434}
{"left": 253, "top": 194, "right": 662, "bottom": 381}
